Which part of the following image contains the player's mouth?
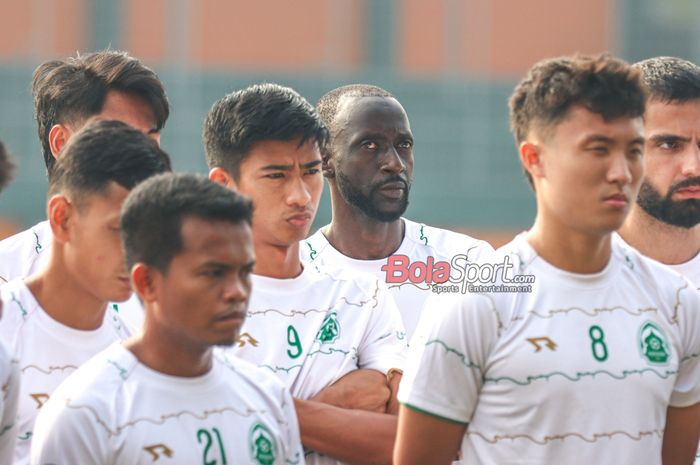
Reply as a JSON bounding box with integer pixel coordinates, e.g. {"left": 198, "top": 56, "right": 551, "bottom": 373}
{"left": 603, "top": 192, "right": 629, "bottom": 208}
{"left": 378, "top": 181, "right": 407, "bottom": 200}
{"left": 117, "top": 276, "right": 131, "bottom": 287}
{"left": 286, "top": 213, "right": 312, "bottom": 228}
{"left": 212, "top": 309, "right": 246, "bottom": 326}
{"left": 674, "top": 185, "right": 700, "bottom": 199}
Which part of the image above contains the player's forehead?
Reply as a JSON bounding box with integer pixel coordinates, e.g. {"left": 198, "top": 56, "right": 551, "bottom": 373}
{"left": 241, "top": 139, "right": 321, "bottom": 171}
{"left": 96, "top": 90, "right": 158, "bottom": 135}
{"left": 74, "top": 182, "right": 130, "bottom": 216}
{"left": 178, "top": 216, "right": 254, "bottom": 264}
{"left": 548, "top": 105, "right": 644, "bottom": 145}
{"left": 644, "top": 98, "right": 700, "bottom": 134}
{"left": 335, "top": 96, "right": 411, "bottom": 136}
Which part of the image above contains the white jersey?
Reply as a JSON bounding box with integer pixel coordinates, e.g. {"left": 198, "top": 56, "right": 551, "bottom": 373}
{"left": 668, "top": 252, "right": 700, "bottom": 289}
{"left": 399, "top": 233, "right": 700, "bottom": 465}
{"left": 0, "top": 340, "right": 19, "bottom": 464}
{"left": 0, "top": 221, "right": 145, "bottom": 332}
{"left": 0, "top": 222, "right": 51, "bottom": 285}
{"left": 228, "top": 264, "right": 407, "bottom": 465}
{"left": 30, "top": 343, "right": 304, "bottom": 465}
{"left": 302, "top": 218, "right": 493, "bottom": 339}
{"left": 0, "top": 279, "right": 132, "bottom": 464}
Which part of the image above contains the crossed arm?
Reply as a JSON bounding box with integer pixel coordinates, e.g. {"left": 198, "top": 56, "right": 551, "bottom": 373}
{"left": 662, "top": 402, "right": 700, "bottom": 465}
{"left": 294, "top": 369, "right": 401, "bottom": 465}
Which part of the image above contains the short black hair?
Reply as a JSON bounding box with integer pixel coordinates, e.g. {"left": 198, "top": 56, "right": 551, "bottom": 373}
{"left": 509, "top": 54, "right": 646, "bottom": 186}
{"left": 32, "top": 50, "right": 169, "bottom": 175}
{"left": 121, "top": 173, "right": 253, "bottom": 273}
{"left": 316, "top": 84, "right": 395, "bottom": 138}
{"left": 0, "top": 141, "right": 15, "bottom": 193}
{"left": 634, "top": 57, "right": 700, "bottom": 103}
{"left": 48, "top": 119, "right": 172, "bottom": 206}
{"left": 202, "top": 83, "right": 328, "bottom": 179}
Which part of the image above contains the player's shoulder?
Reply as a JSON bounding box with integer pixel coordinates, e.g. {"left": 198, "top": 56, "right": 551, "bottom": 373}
{"left": 310, "top": 261, "right": 385, "bottom": 298}
{"left": 402, "top": 218, "right": 494, "bottom": 262}
{"left": 301, "top": 226, "right": 332, "bottom": 262}
{"left": 612, "top": 235, "right": 696, "bottom": 304}
{"left": 0, "top": 279, "right": 39, "bottom": 335}
{"left": 0, "top": 221, "right": 51, "bottom": 281}
{"left": 51, "top": 343, "right": 134, "bottom": 407}
{"left": 215, "top": 351, "right": 287, "bottom": 397}
{"left": 0, "top": 221, "right": 50, "bottom": 258}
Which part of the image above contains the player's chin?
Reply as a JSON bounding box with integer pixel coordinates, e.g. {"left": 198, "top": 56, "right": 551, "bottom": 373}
{"left": 105, "top": 286, "right": 133, "bottom": 303}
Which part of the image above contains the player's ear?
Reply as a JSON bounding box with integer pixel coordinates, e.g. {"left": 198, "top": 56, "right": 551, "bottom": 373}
{"left": 48, "top": 124, "right": 73, "bottom": 159}
{"left": 519, "top": 141, "right": 545, "bottom": 180}
{"left": 321, "top": 146, "right": 335, "bottom": 179}
{"left": 131, "top": 263, "right": 158, "bottom": 303}
{"left": 209, "top": 167, "right": 239, "bottom": 190}
{"left": 47, "top": 194, "right": 73, "bottom": 243}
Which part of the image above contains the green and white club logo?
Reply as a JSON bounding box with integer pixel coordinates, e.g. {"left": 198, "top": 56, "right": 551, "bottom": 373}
{"left": 638, "top": 320, "right": 671, "bottom": 365}
{"left": 249, "top": 422, "right": 277, "bottom": 465}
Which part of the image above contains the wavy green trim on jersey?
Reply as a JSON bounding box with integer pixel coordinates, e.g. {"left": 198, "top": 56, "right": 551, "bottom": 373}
{"left": 400, "top": 401, "right": 467, "bottom": 425}
{"left": 107, "top": 359, "right": 128, "bottom": 380}
{"left": 285, "top": 452, "right": 302, "bottom": 465}
{"left": 467, "top": 427, "right": 662, "bottom": 445}
{"left": 418, "top": 224, "right": 428, "bottom": 245}
{"left": 9, "top": 292, "right": 27, "bottom": 318}
{"left": 64, "top": 402, "right": 263, "bottom": 437}
{"left": 17, "top": 431, "right": 32, "bottom": 441}
{"left": 260, "top": 347, "right": 358, "bottom": 374}
{"left": 304, "top": 241, "right": 317, "bottom": 260}
{"left": 259, "top": 363, "right": 303, "bottom": 374}
{"left": 248, "top": 282, "right": 381, "bottom": 317}
{"left": 510, "top": 305, "right": 658, "bottom": 323}
{"left": 33, "top": 230, "right": 43, "bottom": 254}
{"left": 425, "top": 339, "right": 482, "bottom": 371}
{"left": 671, "top": 281, "right": 689, "bottom": 325}
{"left": 484, "top": 367, "right": 678, "bottom": 386}
{"left": 681, "top": 352, "right": 700, "bottom": 363}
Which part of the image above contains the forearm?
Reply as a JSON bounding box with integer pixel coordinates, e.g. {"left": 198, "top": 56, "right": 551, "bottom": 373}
{"left": 294, "top": 398, "right": 397, "bottom": 465}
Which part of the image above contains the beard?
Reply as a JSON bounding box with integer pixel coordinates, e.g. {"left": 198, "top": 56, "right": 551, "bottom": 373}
{"left": 336, "top": 171, "right": 410, "bottom": 222}
{"left": 637, "top": 177, "right": 700, "bottom": 229}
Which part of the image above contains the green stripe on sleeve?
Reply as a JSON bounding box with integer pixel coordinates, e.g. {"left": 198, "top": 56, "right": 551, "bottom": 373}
{"left": 400, "top": 402, "right": 468, "bottom": 426}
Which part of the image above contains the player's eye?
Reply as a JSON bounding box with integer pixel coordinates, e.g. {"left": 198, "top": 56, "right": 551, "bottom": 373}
{"left": 305, "top": 168, "right": 320, "bottom": 175}
{"left": 397, "top": 140, "right": 413, "bottom": 150}
{"left": 265, "top": 172, "right": 285, "bottom": 179}
{"left": 362, "top": 141, "right": 378, "bottom": 150}
{"left": 658, "top": 140, "right": 680, "bottom": 151}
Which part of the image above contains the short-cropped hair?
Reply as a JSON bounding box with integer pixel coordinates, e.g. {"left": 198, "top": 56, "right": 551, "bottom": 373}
{"left": 203, "top": 83, "right": 327, "bottom": 180}
{"left": 121, "top": 173, "right": 253, "bottom": 273}
{"left": 48, "top": 119, "right": 172, "bottom": 206}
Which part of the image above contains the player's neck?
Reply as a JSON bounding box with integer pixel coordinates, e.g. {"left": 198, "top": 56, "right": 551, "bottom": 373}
{"left": 126, "top": 325, "right": 213, "bottom": 378}
{"left": 24, "top": 249, "right": 108, "bottom": 331}
{"left": 253, "top": 238, "right": 303, "bottom": 279}
{"left": 325, "top": 206, "right": 404, "bottom": 260}
{"left": 527, "top": 214, "right": 612, "bottom": 274}
{"left": 619, "top": 206, "right": 700, "bottom": 265}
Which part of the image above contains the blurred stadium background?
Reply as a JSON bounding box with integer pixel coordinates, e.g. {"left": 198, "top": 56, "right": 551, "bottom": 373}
{"left": 0, "top": 0, "right": 698, "bottom": 246}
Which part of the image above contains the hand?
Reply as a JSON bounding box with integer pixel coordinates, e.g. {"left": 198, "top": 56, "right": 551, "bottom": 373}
{"left": 311, "top": 369, "right": 390, "bottom": 413}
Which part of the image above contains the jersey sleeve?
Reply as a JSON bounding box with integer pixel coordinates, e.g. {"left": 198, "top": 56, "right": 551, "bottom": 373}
{"left": 280, "top": 385, "right": 306, "bottom": 465}
{"left": 356, "top": 280, "right": 407, "bottom": 374}
{"left": 0, "top": 351, "right": 19, "bottom": 465}
{"left": 398, "top": 291, "right": 499, "bottom": 424}
{"left": 670, "top": 281, "right": 700, "bottom": 407}
{"left": 29, "top": 395, "right": 111, "bottom": 465}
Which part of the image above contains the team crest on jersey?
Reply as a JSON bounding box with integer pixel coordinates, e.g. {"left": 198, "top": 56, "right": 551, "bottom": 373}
{"left": 249, "top": 422, "right": 277, "bottom": 465}
{"left": 638, "top": 321, "right": 670, "bottom": 365}
{"left": 316, "top": 311, "right": 340, "bottom": 343}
